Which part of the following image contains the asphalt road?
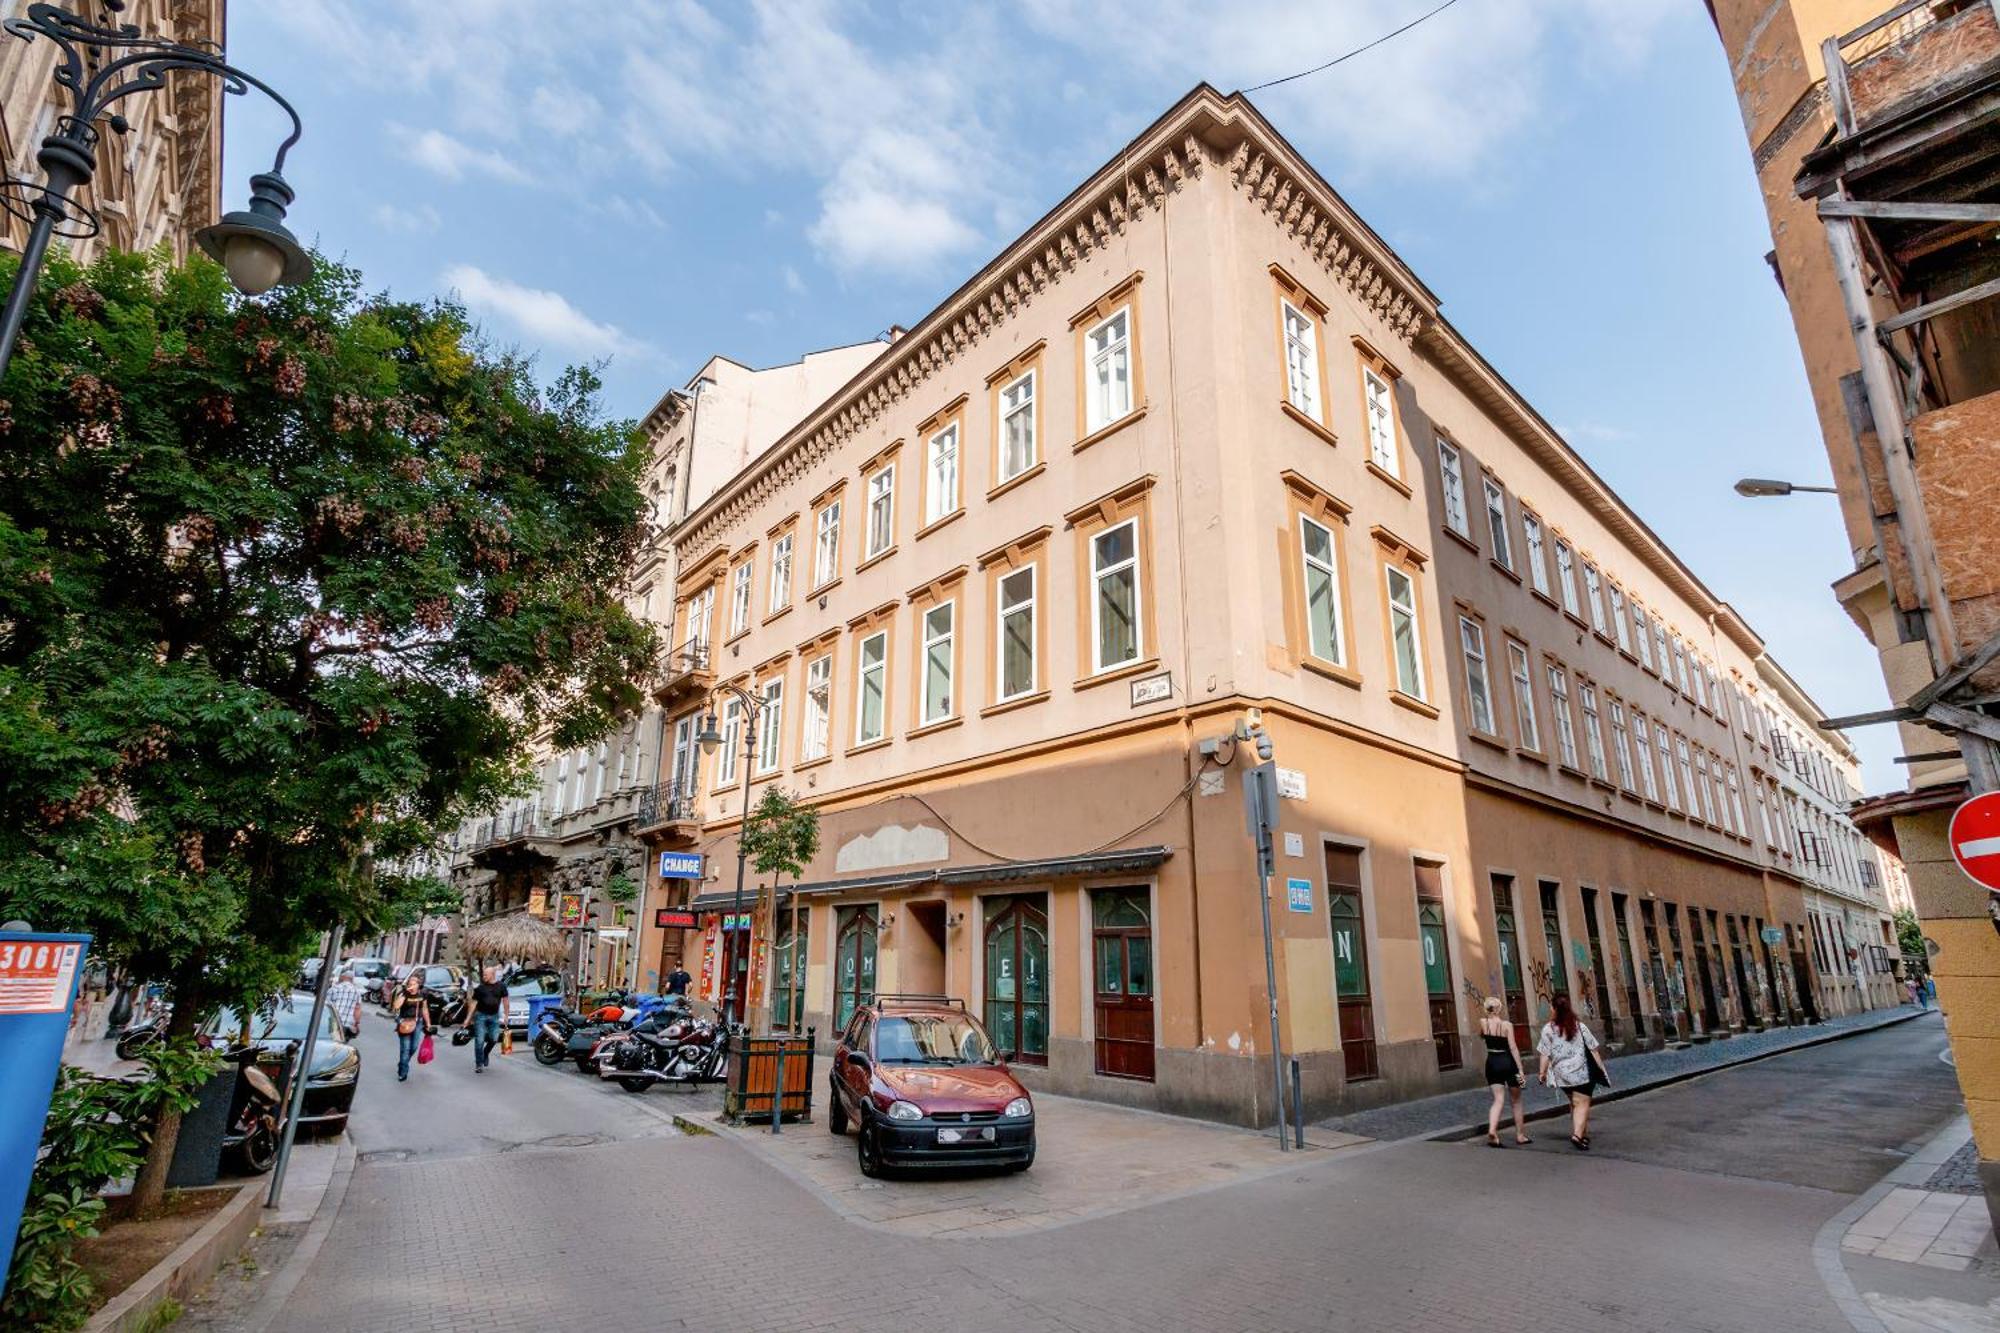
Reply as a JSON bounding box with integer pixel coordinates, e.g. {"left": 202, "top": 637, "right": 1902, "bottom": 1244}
{"left": 235, "top": 1013, "right": 1960, "bottom": 1332}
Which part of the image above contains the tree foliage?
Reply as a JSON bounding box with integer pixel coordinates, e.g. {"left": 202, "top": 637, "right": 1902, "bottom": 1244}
{"left": 1894, "top": 908, "right": 1925, "bottom": 961}
{"left": 743, "top": 786, "right": 821, "bottom": 885}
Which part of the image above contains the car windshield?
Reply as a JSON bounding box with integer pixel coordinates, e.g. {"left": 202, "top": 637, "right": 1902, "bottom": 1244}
{"left": 872, "top": 1013, "right": 995, "bottom": 1066}
{"left": 422, "top": 967, "right": 456, "bottom": 987}
{"left": 212, "top": 999, "right": 339, "bottom": 1042}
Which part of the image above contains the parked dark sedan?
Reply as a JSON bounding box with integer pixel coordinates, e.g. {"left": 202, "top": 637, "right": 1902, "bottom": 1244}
{"left": 201, "top": 992, "right": 360, "bottom": 1135}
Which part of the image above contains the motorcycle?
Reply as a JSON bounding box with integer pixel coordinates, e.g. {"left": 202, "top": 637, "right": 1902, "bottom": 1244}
{"left": 594, "top": 1004, "right": 728, "bottom": 1092}
{"left": 532, "top": 992, "right": 651, "bottom": 1069}
{"left": 220, "top": 1043, "right": 289, "bottom": 1174}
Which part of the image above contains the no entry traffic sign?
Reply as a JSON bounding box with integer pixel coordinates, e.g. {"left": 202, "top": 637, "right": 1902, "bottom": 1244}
{"left": 1948, "top": 791, "right": 2000, "bottom": 893}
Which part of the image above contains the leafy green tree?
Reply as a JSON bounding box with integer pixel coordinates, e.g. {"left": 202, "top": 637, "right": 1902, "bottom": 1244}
{"left": 742, "top": 786, "right": 820, "bottom": 1030}
{"left": 0, "top": 248, "right": 657, "bottom": 1208}
{"left": 1894, "top": 908, "right": 1925, "bottom": 962}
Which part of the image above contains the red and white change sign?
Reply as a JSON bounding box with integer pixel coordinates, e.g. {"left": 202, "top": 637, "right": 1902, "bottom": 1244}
{"left": 0, "top": 939, "right": 83, "bottom": 1015}
{"left": 1948, "top": 792, "right": 2000, "bottom": 893}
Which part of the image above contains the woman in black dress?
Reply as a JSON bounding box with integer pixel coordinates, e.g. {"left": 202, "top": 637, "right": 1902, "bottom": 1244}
{"left": 1480, "top": 996, "right": 1530, "bottom": 1147}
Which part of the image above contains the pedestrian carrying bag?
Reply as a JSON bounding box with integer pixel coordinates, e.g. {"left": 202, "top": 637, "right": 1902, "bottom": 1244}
{"left": 451, "top": 1028, "right": 473, "bottom": 1047}
{"left": 417, "top": 1033, "right": 435, "bottom": 1065}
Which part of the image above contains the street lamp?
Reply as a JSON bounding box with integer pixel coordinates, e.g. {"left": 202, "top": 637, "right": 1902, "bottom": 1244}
{"left": 698, "top": 683, "right": 760, "bottom": 1032}
{"left": 1734, "top": 477, "right": 1839, "bottom": 498}
{"left": 0, "top": 2, "right": 313, "bottom": 378}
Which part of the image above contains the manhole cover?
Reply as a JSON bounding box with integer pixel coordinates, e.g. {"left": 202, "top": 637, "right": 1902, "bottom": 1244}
{"left": 529, "top": 1133, "right": 606, "bottom": 1150}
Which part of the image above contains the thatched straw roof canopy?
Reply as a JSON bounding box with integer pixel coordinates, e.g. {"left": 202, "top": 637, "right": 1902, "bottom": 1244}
{"left": 459, "top": 912, "right": 567, "bottom": 966}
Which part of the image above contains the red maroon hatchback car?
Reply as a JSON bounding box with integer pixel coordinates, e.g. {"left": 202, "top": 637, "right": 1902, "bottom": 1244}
{"left": 828, "top": 995, "right": 1035, "bottom": 1177}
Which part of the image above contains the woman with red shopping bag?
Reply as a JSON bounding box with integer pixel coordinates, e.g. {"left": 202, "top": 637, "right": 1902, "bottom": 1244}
{"left": 391, "top": 972, "right": 433, "bottom": 1082}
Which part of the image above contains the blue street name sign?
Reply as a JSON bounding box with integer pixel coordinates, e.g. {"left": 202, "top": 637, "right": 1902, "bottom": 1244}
{"left": 1286, "top": 877, "right": 1313, "bottom": 913}
{"left": 0, "top": 931, "right": 91, "bottom": 1298}
{"left": 658, "top": 851, "right": 704, "bottom": 879}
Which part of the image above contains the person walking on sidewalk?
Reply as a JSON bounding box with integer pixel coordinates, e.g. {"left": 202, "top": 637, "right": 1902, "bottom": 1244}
{"left": 391, "top": 972, "right": 431, "bottom": 1082}
{"left": 327, "top": 967, "right": 365, "bottom": 1043}
{"left": 464, "top": 965, "right": 509, "bottom": 1072}
{"left": 1480, "top": 997, "right": 1531, "bottom": 1148}
{"left": 665, "top": 963, "right": 692, "bottom": 1001}
{"left": 1537, "top": 993, "right": 1603, "bottom": 1151}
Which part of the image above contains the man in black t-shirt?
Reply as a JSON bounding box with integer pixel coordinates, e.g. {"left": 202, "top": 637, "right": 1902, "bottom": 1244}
{"left": 466, "top": 966, "right": 509, "bottom": 1071}
{"left": 665, "top": 965, "right": 692, "bottom": 998}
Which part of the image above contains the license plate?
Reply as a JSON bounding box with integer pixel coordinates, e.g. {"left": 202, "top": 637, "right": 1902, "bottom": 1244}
{"left": 937, "top": 1126, "right": 995, "bottom": 1144}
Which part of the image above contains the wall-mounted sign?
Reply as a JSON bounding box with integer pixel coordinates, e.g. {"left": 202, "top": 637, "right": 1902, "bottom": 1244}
{"left": 1276, "top": 767, "right": 1307, "bottom": 800}
{"left": 1283, "top": 832, "right": 1305, "bottom": 858}
{"left": 558, "top": 896, "right": 584, "bottom": 927}
{"left": 655, "top": 908, "right": 699, "bottom": 930}
{"left": 596, "top": 927, "right": 629, "bottom": 941}
{"left": 659, "top": 851, "right": 705, "bottom": 879}
{"left": 1130, "top": 670, "right": 1173, "bottom": 707}
{"left": 1285, "top": 877, "right": 1313, "bottom": 913}
{"left": 527, "top": 888, "right": 547, "bottom": 918}
{"left": 1760, "top": 926, "right": 1784, "bottom": 946}
{"left": 719, "top": 913, "right": 751, "bottom": 932}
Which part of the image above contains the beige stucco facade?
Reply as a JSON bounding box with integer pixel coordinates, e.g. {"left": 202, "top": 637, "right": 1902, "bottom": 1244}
{"left": 625, "top": 85, "right": 1900, "bottom": 1126}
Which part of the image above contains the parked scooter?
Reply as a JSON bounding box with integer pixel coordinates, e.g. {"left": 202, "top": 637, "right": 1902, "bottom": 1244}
{"left": 594, "top": 1003, "right": 728, "bottom": 1092}
{"left": 219, "top": 1042, "right": 290, "bottom": 1174}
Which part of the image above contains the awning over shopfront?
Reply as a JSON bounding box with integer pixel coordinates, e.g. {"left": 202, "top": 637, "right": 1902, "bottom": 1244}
{"left": 683, "top": 844, "right": 1173, "bottom": 915}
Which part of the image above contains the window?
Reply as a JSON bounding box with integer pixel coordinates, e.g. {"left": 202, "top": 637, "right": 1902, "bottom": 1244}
{"left": 1437, "top": 439, "right": 1468, "bottom": 537}
{"left": 1656, "top": 722, "right": 1679, "bottom": 809}
{"left": 1085, "top": 307, "right": 1133, "bottom": 433}
{"left": 925, "top": 423, "right": 958, "bottom": 524}
{"left": 721, "top": 562, "right": 750, "bottom": 638}
{"left": 999, "top": 371, "right": 1036, "bottom": 482}
{"left": 1282, "top": 300, "right": 1320, "bottom": 418}
{"left": 1727, "top": 764, "right": 1747, "bottom": 837}
{"left": 1579, "top": 680, "right": 1608, "bottom": 780}
{"left": 802, "top": 653, "right": 832, "bottom": 762}
{"left": 1583, "top": 563, "right": 1606, "bottom": 635}
{"left": 1675, "top": 736, "right": 1698, "bottom": 818}
{"left": 1548, "top": 663, "right": 1578, "bottom": 769}
{"left": 1608, "top": 697, "right": 1636, "bottom": 790}
{"left": 1484, "top": 479, "right": 1513, "bottom": 570}
{"left": 1300, "top": 516, "right": 1344, "bottom": 665}
{"left": 1091, "top": 519, "right": 1142, "bottom": 672}
{"left": 1523, "top": 511, "right": 1550, "bottom": 596}
{"left": 920, "top": 601, "right": 954, "bottom": 724}
{"left": 1554, "top": 539, "right": 1580, "bottom": 616}
{"left": 1385, "top": 566, "right": 1425, "bottom": 700}
{"left": 1507, "top": 641, "right": 1541, "bottom": 752}
{"left": 865, "top": 466, "right": 895, "bottom": 559}
{"left": 1756, "top": 783, "right": 1774, "bottom": 847}
{"left": 1652, "top": 618, "right": 1671, "bottom": 680}
{"left": 716, "top": 696, "right": 742, "bottom": 785}
{"left": 1692, "top": 749, "right": 1714, "bottom": 824}
{"left": 1691, "top": 657, "right": 1710, "bottom": 711}
{"left": 1609, "top": 585, "right": 1632, "bottom": 653}
{"left": 997, "top": 566, "right": 1036, "bottom": 701}
{"left": 855, "top": 630, "right": 887, "bottom": 745}
{"left": 1631, "top": 712, "right": 1659, "bottom": 800}
{"left": 1711, "top": 755, "right": 1731, "bottom": 833}
{"left": 1671, "top": 638, "right": 1691, "bottom": 695}
{"left": 1633, "top": 602, "right": 1654, "bottom": 669}
{"left": 767, "top": 532, "right": 793, "bottom": 614}
{"left": 756, "top": 678, "right": 784, "bottom": 774}
{"left": 554, "top": 752, "right": 569, "bottom": 814}
{"left": 1458, "top": 617, "right": 1495, "bottom": 734}
{"left": 687, "top": 584, "right": 714, "bottom": 648}
{"left": 1364, "top": 367, "right": 1398, "bottom": 476}
{"left": 813, "top": 501, "right": 842, "bottom": 587}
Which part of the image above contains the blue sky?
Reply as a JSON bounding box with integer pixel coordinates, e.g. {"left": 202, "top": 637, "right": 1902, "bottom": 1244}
{"left": 220, "top": 1, "right": 1899, "bottom": 788}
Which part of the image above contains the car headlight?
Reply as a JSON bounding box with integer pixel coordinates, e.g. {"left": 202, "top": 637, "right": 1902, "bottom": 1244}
{"left": 1003, "top": 1097, "right": 1033, "bottom": 1118}
{"left": 886, "top": 1100, "right": 923, "bottom": 1122}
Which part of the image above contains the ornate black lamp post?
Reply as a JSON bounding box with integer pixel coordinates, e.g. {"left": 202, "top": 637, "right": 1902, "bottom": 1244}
{"left": 0, "top": 1, "right": 312, "bottom": 378}
{"left": 698, "top": 681, "right": 761, "bottom": 1031}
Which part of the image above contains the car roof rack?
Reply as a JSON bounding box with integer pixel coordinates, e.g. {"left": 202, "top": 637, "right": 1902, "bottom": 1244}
{"left": 872, "top": 993, "right": 966, "bottom": 1009}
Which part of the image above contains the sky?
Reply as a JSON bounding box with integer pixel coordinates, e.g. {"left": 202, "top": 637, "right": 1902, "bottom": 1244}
{"left": 219, "top": 0, "right": 1902, "bottom": 790}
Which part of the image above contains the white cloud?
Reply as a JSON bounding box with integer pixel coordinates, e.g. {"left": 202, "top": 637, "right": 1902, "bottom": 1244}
{"left": 782, "top": 265, "right": 806, "bottom": 295}
{"left": 441, "top": 264, "right": 650, "bottom": 361}
{"left": 372, "top": 202, "right": 442, "bottom": 234}
{"left": 393, "top": 125, "right": 529, "bottom": 184}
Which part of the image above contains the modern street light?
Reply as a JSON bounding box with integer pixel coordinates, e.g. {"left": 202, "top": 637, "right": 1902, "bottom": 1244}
{"left": 1734, "top": 477, "right": 1839, "bottom": 498}
{"left": 698, "top": 682, "right": 761, "bottom": 1032}
{"left": 0, "top": 1, "right": 312, "bottom": 379}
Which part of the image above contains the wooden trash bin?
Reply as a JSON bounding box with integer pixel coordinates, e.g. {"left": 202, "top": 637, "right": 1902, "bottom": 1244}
{"left": 724, "top": 1027, "right": 815, "bottom": 1128}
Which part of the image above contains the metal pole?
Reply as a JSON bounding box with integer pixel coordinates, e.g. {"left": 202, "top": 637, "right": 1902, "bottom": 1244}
{"left": 1256, "top": 867, "right": 1288, "bottom": 1150}
{"left": 267, "top": 923, "right": 341, "bottom": 1209}
{"left": 1289, "top": 1057, "right": 1305, "bottom": 1149}
{"left": 0, "top": 154, "right": 85, "bottom": 382}
{"left": 726, "top": 693, "right": 755, "bottom": 1031}
{"left": 772, "top": 1038, "right": 785, "bottom": 1135}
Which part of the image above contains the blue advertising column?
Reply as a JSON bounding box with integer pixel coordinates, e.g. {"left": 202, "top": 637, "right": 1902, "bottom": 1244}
{"left": 0, "top": 931, "right": 91, "bottom": 1295}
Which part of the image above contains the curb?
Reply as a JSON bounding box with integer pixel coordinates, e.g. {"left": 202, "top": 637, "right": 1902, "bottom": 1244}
{"left": 1427, "top": 1009, "right": 1930, "bottom": 1143}
{"left": 1810, "top": 1110, "right": 1970, "bottom": 1333}
{"left": 231, "top": 1136, "right": 359, "bottom": 1333}
{"left": 83, "top": 1180, "right": 263, "bottom": 1333}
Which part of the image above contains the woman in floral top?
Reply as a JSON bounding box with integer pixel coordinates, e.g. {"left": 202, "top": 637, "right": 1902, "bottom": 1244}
{"left": 1537, "top": 993, "right": 1601, "bottom": 1151}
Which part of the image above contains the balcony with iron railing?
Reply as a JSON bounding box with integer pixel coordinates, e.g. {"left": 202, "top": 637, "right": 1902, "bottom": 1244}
{"left": 634, "top": 779, "right": 701, "bottom": 838}
{"left": 653, "top": 637, "right": 715, "bottom": 707}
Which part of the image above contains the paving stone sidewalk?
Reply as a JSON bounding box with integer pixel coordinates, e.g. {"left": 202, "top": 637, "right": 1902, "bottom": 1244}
{"left": 1320, "top": 1004, "right": 1933, "bottom": 1142}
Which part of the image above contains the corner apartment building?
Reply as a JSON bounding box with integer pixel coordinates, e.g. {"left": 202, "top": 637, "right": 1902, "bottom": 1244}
{"left": 452, "top": 342, "right": 886, "bottom": 986}
{"left": 0, "top": 0, "right": 225, "bottom": 263}
{"left": 630, "top": 85, "right": 1900, "bottom": 1126}
{"left": 1708, "top": 0, "right": 2000, "bottom": 1225}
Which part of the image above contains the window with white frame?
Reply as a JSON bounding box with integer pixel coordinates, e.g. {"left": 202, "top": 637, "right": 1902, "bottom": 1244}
{"left": 925, "top": 423, "right": 958, "bottom": 524}
{"left": 716, "top": 697, "right": 742, "bottom": 785}
{"left": 1608, "top": 697, "right": 1636, "bottom": 789}
{"left": 1000, "top": 371, "right": 1036, "bottom": 482}
{"left": 1756, "top": 783, "right": 1774, "bottom": 846}
{"left": 1609, "top": 584, "right": 1632, "bottom": 653}
{"left": 1652, "top": 619, "right": 1671, "bottom": 680}
{"left": 1711, "top": 755, "right": 1731, "bottom": 833}
{"left": 920, "top": 601, "right": 954, "bottom": 724}
{"left": 1727, "top": 764, "right": 1747, "bottom": 836}
{"left": 1691, "top": 658, "right": 1710, "bottom": 711}
{"left": 1282, "top": 300, "right": 1319, "bottom": 418}
{"left": 593, "top": 742, "right": 608, "bottom": 802}
{"left": 1484, "top": 479, "right": 1513, "bottom": 570}
{"left": 1085, "top": 307, "right": 1133, "bottom": 433}
{"left": 554, "top": 751, "right": 569, "bottom": 814}
{"left": 756, "top": 678, "right": 784, "bottom": 774}
{"left": 997, "top": 566, "right": 1036, "bottom": 701}
{"left": 1458, "top": 616, "right": 1494, "bottom": 734}
{"left": 1437, "top": 439, "right": 1468, "bottom": 537}
{"left": 1507, "top": 642, "right": 1541, "bottom": 751}
{"left": 813, "top": 501, "right": 842, "bottom": 587}
{"left": 802, "top": 653, "right": 832, "bottom": 762}
{"left": 1656, "top": 723, "right": 1679, "bottom": 809}
{"left": 1547, "top": 663, "right": 1578, "bottom": 769}
{"left": 1579, "top": 680, "right": 1608, "bottom": 780}
{"left": 1670, "top": 638, "right": 1691, "bottom": 694}
{"left": 1554, "top": 539, "right": 1580, "bottom": 616}
{"left": 730, "top": 561, "right": 753, "bottom": 636}
{"left": 1385, "top": 565, "right": 1425, "bottom": 699}
{"left": 855, "top": 630, "right": 886, "bottom": 745}
{"left": 1675, "top": 736, "right": 1698, "bottom": 818}
{"left": 1300, "top": 515, "right": 1344, "bottom": 665}
{"left": 687, "top": 584, "right": 714, "bottom": 649}
{"left": 1633, "top": 602, "right": 1653, "bottom": 669}
{"left": 1091, "top": 519, "right": 1141, "bottom": 672}
{"left": 1631, "top": 712, "right": 1659, "bottom": 801}
{"left": 768, "top": 532, "right": 793, "bottom": 614}
{"left": 1523, "top": 512, "right": 1550, "bottom": 596}
{"left": 1582, "top": 563, "right": 1606, "bottom": 634}
{"left": 865, "top": 467, "right": 895, "bottom": 559}
{"left": 1363, "top": 367, "right": 1398, "bottom": 475}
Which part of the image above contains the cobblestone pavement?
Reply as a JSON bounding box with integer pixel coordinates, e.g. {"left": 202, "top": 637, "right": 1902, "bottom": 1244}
{"left": 1318, "top": 1005, "right": 1929, "bottom": 1143}
{"left": 1926, "top": 1140, "right": 1983, "bottom": 1195}
{"left": 202, "top": 1010, "right": 1975, "bottom": 1332}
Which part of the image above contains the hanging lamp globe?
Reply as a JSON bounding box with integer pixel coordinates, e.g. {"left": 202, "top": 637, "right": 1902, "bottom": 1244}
{"left": 195, "top": 170, "right": 313, "bottom": 296}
